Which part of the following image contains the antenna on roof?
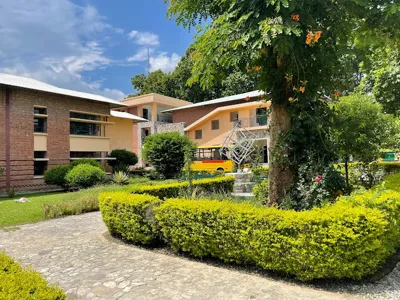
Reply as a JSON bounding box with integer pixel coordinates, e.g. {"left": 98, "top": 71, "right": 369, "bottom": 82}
{"left": 147, "top": 48, "right": 151, "bottom": 75}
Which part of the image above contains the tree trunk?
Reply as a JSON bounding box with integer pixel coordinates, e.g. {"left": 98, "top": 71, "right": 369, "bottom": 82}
{"left": 267, "top": 103, "right": 293, "bottom": 206}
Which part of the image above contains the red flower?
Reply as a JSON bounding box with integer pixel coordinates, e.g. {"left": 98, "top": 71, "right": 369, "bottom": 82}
{"left": 315, "top": 175, "right": 323, "bottom": 183}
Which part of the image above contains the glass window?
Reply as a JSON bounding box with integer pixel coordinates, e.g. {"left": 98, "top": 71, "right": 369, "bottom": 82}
{"left": 211, "top": 120, "right": 219, "bottom": 130}
{"left": 70, "top": 112, "right": 100, "bottom": 121}
{"left": 70, "top": 121, "right": 101, "bottom": 136}
{"left": 34, "top": 118, "right": 47, "bottom": 133}
{"left": 195, "top": 130, "right": 202, "bottom": 140}
{"left": 34, "top": 107, "right": 47, "bottom": 115}
{"left": 230, "top": 111, "right": 239, "bottom": 122}
{"left": 34, "top": 151, "right": 46, "bottom": 158}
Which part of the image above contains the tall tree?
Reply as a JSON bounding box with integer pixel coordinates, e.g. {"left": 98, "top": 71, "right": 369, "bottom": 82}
{"left": 166, "top": 0, "right": 400, "bottom": 205}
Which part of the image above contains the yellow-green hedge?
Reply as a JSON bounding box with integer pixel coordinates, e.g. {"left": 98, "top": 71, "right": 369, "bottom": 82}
{"left": 99, "top": 192, "right": 162, "bottom": 245}
{"left": 0, "top": 251, "right": 66, "bottom": 299}
{"left": 131, "top": 177, "right": 235, "bottom": 199}
{"left": 155, "top": 198, "right": 392, "bottom": 281}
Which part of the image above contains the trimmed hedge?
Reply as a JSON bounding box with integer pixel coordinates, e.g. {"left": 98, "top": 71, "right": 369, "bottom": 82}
{"left": 66, "top": 164, "right": 106, "bottom": 188}
{"left": 0, "top": 251, "right": 66, "bottom": 299}
{"left": 99, "top": 192, "right": 162, "bottom": 245}
{"left": 383, "top": 172, "right": 400, "bottom": 192}
{"left": 131, "top": 177, "right": 235, "bottom": 199}
{"left": 155, "top": 198, "right": 391, "bottom": 281}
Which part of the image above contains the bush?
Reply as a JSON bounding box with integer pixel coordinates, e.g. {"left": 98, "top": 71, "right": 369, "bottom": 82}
{"left": 253, "top": 180, "right": 268, "bottom": 203}
{"left": 142, "top": 132, "right": 196, "bottom": 179}
{"left": 66, "top": 164, "right": 106, "bottom": 188}
{"left": 383, "top": 172, "right": 400, "bottom": 192}
{"left": 251, "top": 166, "right": 269, "bottom": 180}
{"left": 99, "top": 192, "right": 162, "bottom": 245}
{"left": 129, "top": 168, "right": 152, "bottom": 177}
{"left": 44, "top": 165, "right": 70, "bottom": 188}
{"left": 131, "top": 177, "right": 235, "bottom": 199}
{"left": 69, "top": 158, "right": 104, "bottom": 170}
{"left": 43, "top": 196, "right": 99, "bottom": 219}
{"left": 112, "top": 171, "right": 129, "bottom": 185}
{"left": 155, "top": 198, "right": 391, "bottom": 281}
{"left": 0, "top": 251, "right": 66, "bottom": 299}
{"left": 108, "top": 149, "right": 138, "bottom": 170}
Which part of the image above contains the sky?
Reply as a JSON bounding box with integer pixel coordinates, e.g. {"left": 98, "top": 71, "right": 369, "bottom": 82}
{"left": 0, "top": 0, "right": 194, "bottom": 100}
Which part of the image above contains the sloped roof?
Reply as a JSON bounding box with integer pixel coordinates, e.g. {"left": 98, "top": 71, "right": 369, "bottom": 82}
{"left": 0, "top": 73, "right": 126, "bottom": 107}
{"left": 163, "top": 90, "right": 264, "bottom": 113}
{"left": 110, "top": 110, "right": 147, "bottom": 122}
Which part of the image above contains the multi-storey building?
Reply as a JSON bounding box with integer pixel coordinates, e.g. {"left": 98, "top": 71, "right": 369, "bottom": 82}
{"left": 0, "top": 73, "right": 144, "bottom": 192}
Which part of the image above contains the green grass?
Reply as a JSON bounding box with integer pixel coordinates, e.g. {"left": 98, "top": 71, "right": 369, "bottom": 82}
{"left": 0, "top": 178, "right": 177, "bottom": 228}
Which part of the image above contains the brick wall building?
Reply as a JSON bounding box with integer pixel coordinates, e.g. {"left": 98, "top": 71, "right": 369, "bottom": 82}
{"left": 0, "top": 74, "right": 130, "bottom": 193}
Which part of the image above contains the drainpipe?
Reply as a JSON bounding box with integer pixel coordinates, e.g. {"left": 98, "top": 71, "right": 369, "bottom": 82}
{"left": 5, "top": 88, "right": 11, "bottom": 190}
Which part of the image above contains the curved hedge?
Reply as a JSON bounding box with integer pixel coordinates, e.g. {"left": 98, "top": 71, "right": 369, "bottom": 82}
{"left": 131, "top": 176, "right": 235, "bottom": 199}
{"left": 0, "top": 251, "right": 66, "bottom": 299}
{"left": 99, "top": 192, "right": 162, "bottom": 245}
{"left": 155, "top": 199, "right": 391, "bottom": 281}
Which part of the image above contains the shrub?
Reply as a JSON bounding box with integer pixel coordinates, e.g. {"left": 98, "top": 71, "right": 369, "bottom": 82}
{"left": 0, "top": 251, "right": 66, "bottom": 299}
{"left": 253, "top": 180, "right": 268, "bottom": 203}
{"left": 44, "top": 165, "right": 70, "bottom": 188}
{"left": 155, "top": 198, "right": 391, "bottom": 281}
{"left": 43, "top": 196, "right": 99, "bottom": 219}
{"left": 65, "top": 164, "right": 106, "bottom": 188}
{"left": 99, "top": 192, "right": 162, "bottom": 245}
{"left": 69, "top": 158, "right": 104, "bottom": 170}
{"left": 129, "top": 168, "right": 152, "bottom": 177}
{"left": 251, "top": 166, "right": 269, "bottom": 180}
{"left": 112, "top": 171, "right": 129, "bottom": 185}
{"left": 132, "top": 177, "right": 235, "bottom": 199}
{"left": 383, "top": 172, "right": 400, "bottom": 192}
{"left": 142, "top": 132, "right": 196, "bottom": 179}
{"left": 108, "top": 149, "right": 138, "bottom": 170}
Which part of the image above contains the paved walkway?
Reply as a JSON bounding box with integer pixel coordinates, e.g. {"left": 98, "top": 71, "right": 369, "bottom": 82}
{"left": 0, "top": 212, "right": 360, "bottom": 300}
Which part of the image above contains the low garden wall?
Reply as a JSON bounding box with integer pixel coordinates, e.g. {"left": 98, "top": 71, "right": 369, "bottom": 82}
{"left": 99, "top": 184, "right": 400, "bottom": 281}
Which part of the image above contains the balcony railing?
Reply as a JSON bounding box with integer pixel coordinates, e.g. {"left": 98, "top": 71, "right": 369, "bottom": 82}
{"left": 235, "top": 115, "right": 268, "bottom": 128}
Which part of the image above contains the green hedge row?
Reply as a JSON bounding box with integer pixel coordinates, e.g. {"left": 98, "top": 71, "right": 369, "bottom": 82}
{"left": 99, "top": 189, "right": 399, "bottom": 281}
{"left": 0, "top": 251, "right": 66, "bottom": 299}
{"left": 99, "top": 192, "right": 162, "bottom": 245}
{"left": 131, "top": 177, "right": 235, "bottom": 199}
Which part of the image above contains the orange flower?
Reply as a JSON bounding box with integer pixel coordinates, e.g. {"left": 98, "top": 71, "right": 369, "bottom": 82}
{"left": 306, "top": 32, "right": 313, "bottom": 45}
{"left": 314, "top": 31, "right": 323, "bottom": 42}
{"left": 291, "top": 14, "right": 300, "bottom": 22}
{"left": 299, "top": 86, "right": 305, "bottom": 93}
{"left": 334, "top": 91, "right": 340, "bottom": 97}
{"left": 253, "top": 66, "right": 260, "bottom": 71}
{"left": 245, "top": 96, "right": 251, "bottom": 101}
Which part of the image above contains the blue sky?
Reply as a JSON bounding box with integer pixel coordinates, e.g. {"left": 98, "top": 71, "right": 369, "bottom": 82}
{"left": 0, "top": 0, "right": 194, "bottom": 99}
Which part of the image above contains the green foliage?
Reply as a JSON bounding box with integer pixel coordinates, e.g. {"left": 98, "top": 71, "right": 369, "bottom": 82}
{"left": 155, "top": 198, "right": 391, "bottom": 281}
{"left": 382, "top": 173, "right": 400, "bottom": 192}
{"left": 333, "top": 94, "right": 399, "bottom": 164}
{"left": 0, "top": 251, "right": 66, "bottom": 299}
{"left": 43, "top": 196, "right": 99, "bottom": 219}
{"left": 252, "top": 180, "right": 268, "bottom": 204}
{"left": 69, "top": 158, "right": 105, "bottom": 170}
{"left": 142, "top": 132, "right": 197, "bottom": 179}
{"left": 44, "top": 165, "right": 70, "bottom": 189}
{"left": 112, "top": 171, "right": 130, "bottom": 185}
{"left": 108, "top": 149, "right": 138, "bottom": 170}
{"left": 132, "top": 177, "right": 235, "bottom": 200}
{"left": 65, "top": 164, "right": 106, "bottom": 188}
{"left": 129, "top": 168, "right": 152, "bottom": 177}
{"left": 99, "top": 192, "right": 162, "bottom": 245}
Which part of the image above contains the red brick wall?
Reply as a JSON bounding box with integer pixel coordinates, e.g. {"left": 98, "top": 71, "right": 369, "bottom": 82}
{"left": 0, "top": 86, "right": 110, "bottom": 193}
{"left": 171, "top": 100, "right": 247, "bottom": 126}
{"left": 0, "top": 88, "right": 6, "bottom": 189}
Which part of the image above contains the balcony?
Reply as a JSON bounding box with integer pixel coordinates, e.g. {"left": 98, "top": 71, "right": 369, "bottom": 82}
{"left": 235, "top": 115, "right": 268, "bottom": 128}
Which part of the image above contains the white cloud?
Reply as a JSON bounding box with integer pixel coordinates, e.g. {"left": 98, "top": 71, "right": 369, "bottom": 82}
{"left": 0, "top": 0, "right": 125, "bottom": 100}
{"left": 150, "top": 53, "right": 181, "bottom": 73}
{"left": 127, "top": 48, "right": 153, "bottom": 62}
{"left": 128, "top": 30, "right": 160, "bottom": 46}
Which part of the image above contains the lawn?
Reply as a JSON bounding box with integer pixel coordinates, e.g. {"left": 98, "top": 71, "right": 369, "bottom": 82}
{"left": 0, "top": 178, "right": 177, "bottom": 228}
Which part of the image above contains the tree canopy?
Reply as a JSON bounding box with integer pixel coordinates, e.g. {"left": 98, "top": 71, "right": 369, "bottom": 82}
{"left": 165, "top": 0, "right": 400, "bottom": 205}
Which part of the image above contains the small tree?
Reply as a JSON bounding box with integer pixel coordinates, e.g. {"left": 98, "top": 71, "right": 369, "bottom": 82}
{"left": 142, "top": 132, "right": 197, "bottom": 179}
{"left": 108, "top": 149, "right": 138, "bottom": 171}
{"left": 333, "top": 94, "right": 399, "bottom": 190}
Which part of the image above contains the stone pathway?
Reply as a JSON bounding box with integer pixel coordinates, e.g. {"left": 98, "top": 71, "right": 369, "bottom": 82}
{"left": 0, "top": 212, "right": 361, "bottom": 300}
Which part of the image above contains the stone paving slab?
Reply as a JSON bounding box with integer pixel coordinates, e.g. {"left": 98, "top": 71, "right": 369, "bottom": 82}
{"left": 0, "top": 212, "right": 359, "bottom": 300}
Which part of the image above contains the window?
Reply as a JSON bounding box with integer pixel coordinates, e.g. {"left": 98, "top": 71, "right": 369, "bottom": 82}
{"left": 195, "top": 130, "right": 202, "bottom": 140}
{"left": 142, "top": 108, "right": 149, "bottom": 120}
{"left": 230, "top": 111, "right": 239, "bottom": 122}
{"left": 70, "top": 152, "right": 101, "bottom": 159}
{"left": 70, "top": 112, "right": 100, "bottom": 121}
{"left": 33, "top": 151, "right": 47, "bottom": 176}
{"left": 34, "top": 107, "right": 47, "bottom": 133}
{"left": 211, "top": 120, "right": 219, "bottom": 130}
{"left": 70, "top": 122, "right": 101, "bottom": 136}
